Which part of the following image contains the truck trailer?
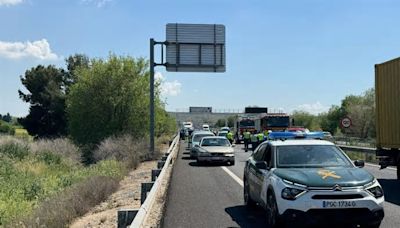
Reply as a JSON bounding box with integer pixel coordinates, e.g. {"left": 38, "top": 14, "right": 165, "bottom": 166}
{"left": 375, "top": 57, "right": 400, "bottom": 180}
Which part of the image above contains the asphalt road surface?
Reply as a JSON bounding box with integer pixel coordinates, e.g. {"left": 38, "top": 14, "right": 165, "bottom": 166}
{"left": 162, "top": 141, "right": 400, "bottom": 228}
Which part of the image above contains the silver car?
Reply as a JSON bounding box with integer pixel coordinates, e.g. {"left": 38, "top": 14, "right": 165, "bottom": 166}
{"left": 196, "top": 136, "right": 235, "bottom": 165}
{"left": 190, "top": 131, "right": 215, "bottom": 158}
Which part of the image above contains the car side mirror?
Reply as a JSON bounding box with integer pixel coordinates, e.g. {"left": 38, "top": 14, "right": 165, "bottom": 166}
{"left": 354, "top": 160, "right": 365, "bottom": 168}
{"left": 255, "top": 161, "right": 268, "bottom": 170}
{"left": 194, "top": 144, "right": 200, "bottom": 148}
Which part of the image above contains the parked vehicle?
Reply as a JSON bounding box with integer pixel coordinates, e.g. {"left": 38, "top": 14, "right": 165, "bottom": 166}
{"left": 196, "top": 136, "right": 235, "bottom": 165}
{"left": 190, "top": 131, "right": 215, "bottom": 158}
{"left": 244, "top": 132, "right": 384, "bottom": 228}
{"left": 217, "top": 130, "right": 229, "bottom": 137}
{"left": 375, "top": 57, "right": 400, "bottom": 179}
{"left": 202, "top": 124, "right": 210, "bottom": 131}
{"left": 220, "top": 126, "right": 230, "bottom": 132}
{"left": 182, "top": 121, "right": 194, "bottom": 136}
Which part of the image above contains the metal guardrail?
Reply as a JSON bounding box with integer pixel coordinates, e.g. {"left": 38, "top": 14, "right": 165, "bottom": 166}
{"left": 338, "top": 145, "right": 376, "bottom": 154}
{"left": 129, "top": 134, "right": 180, "bottom": 228}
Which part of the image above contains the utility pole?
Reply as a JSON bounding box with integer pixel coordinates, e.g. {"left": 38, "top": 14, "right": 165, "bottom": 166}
{"left": 149, "top": 38, "right": 155, "bottom": 153}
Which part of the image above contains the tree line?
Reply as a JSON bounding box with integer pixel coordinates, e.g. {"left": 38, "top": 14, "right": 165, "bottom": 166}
{"left": 292, "top": 88, "right": 375, "bottom": 138}
{"left": 17, "top": 54, "right": 177, "bottom": 163}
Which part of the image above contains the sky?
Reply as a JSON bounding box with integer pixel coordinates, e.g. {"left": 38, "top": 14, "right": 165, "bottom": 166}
{"left": 1, "top": 0, "right": 400, "bottom": 117}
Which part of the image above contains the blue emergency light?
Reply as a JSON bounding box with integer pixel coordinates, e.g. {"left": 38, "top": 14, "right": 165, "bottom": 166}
{"left": 268, "top": 131, "right": 324, "bottom": 140}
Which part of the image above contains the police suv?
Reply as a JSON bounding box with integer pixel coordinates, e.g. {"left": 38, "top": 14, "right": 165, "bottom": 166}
{"left": 243, "top": 132, "right": 384, "bottom": 228}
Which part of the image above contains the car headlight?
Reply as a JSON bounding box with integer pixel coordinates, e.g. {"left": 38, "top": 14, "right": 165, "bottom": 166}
{"left": 281, "top": 187, "right": 305, "bottom": 200}
{"left": 367, "top": 186, "right": 384, "bottom": 198}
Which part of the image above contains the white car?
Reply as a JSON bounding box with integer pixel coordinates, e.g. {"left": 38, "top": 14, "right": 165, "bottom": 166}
{"left": 196, "top": 136, "right": 235, "bottom": 165}
{"left": 202, "top": 124, "right": 210, "bottom": 131}
{"left": 244, "top": 133, "right": 384, "bottom": 228}
{"left": 217, "top": 130, "right": 229, "bottom": 137}
{"left": 190, "top": 131, "right": 215, "bottom": 158}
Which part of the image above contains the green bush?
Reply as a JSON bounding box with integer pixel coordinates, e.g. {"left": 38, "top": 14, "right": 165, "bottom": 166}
{"left": 38, "top": 151, "right": 62, "bottom": 165}
{"left": 0, "top": 142, "right": 29, "bottom": 160}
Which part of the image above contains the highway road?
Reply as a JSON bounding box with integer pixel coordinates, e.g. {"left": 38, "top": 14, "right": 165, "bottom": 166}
{"left": 162, "top": 141, "right": 400, "bottom": 228}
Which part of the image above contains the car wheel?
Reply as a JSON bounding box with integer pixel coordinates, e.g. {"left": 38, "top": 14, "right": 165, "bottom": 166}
{"left": 266, "top": 190, "right": 281, "bottom": 228}
{"left": 230, "top": 160, "right": 235, "bottom": 166}
{"left": 244, "top": 178, "right": 256, "bottom": 208}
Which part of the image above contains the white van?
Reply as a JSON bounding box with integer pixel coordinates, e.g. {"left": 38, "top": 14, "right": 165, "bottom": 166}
{"left": 202, "top": 124, "right": 210, "bottom": 131}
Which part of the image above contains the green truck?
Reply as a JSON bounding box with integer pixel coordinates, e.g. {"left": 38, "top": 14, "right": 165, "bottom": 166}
{"left": 375, "top": 57, "right": 400, "bottom": 179}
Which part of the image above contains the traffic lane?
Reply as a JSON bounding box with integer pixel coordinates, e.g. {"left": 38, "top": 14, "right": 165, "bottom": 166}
{"left": 227, "top": 143, "right": 253, "bottom": 180}
{"left": 162, "top": 141, "right": 266, "bottom": 228}
{"left": 363, "top": 165, "right": 400, "bottom": 228}
{"left": 229, "top": 144, "right": 400, "bottom": 228}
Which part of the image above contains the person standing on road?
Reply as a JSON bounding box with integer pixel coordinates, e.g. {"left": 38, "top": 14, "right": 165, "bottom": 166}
{"left": 227, "top": 131, "right": 234, "bottom": 144}
{"left": 263, "top": 129, "right": 269, "bottom": 141}
{"left": 243, "top": 130, "right": 251, "bottom": 152}
{"left": 257, "top": 131, "right": 264, "bottom": 144}
{"left": 250, "top": 131, "right": 259, "bottom": 151}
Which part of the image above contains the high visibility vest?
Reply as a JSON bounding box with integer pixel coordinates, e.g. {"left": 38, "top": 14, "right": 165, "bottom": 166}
{"left": 243, "top": 132, "right": 251, "bottom": 139}
{"left": 257, "top": 133, "right": 264, "bottom": 141}
{"left": 251, "top": 134, "right": 258, "bottom": 142}
{"left": 227, "top": 132, "right": 233, "bottom": 140}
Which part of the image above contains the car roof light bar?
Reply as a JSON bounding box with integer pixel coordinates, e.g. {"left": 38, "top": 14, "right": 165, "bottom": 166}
{"left": 269, "top": 132, "right": 324, "bottom": 140}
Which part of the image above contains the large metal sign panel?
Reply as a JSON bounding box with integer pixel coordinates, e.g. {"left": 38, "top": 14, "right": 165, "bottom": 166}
{"left": 166, "top": 23, "right": 225, "bottom": 72}
{"left": 189, "top": 106, "right": 212, "bottom": 113}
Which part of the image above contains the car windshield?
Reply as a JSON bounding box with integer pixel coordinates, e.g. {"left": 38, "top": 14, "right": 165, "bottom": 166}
{"left": 218, "top": 132, "right": 228, "bottom": 137}
{"left": 193, "top": 134, "right": 214, "bottom": 142}
{"left": 201, "top": 138, "right": 230, "bottom": 147}
{"left": 276, "top": 145, "right": 352, "bottom": 168}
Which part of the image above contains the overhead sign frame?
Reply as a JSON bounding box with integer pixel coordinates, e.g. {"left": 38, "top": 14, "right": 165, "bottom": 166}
{"left": 165, "top": 23, "right": 226, "bottom": 72}
{"left": 148, "top": 23, "right": 227, "bottom": 153}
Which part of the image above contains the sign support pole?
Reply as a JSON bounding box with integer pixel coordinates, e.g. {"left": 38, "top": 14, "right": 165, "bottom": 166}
{"left": 150, "top": 38, "right": 155, "bottom": 154}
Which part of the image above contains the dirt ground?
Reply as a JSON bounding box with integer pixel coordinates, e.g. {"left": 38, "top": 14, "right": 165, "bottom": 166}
{"left": 69, "top": 160, "right": 157, "bottom": 228}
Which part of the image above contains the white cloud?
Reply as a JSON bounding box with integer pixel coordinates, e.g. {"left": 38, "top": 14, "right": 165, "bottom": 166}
{"left": 81, "top": 0, "right": 112, "bottom": 7}
{"left": 155, "top": 72, "right": 182, "bottom": 97}
{"left": 0, "top": 39, "right": 58, "bottom": 60}
{"left": 0, "top": 0, "right": 23, "bottom": 6}
{"left": 296, "top": 101, "right": 329, "bottom": 115}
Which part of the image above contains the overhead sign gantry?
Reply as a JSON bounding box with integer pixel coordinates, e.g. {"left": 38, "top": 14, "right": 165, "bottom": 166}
{"left": 149, "top": 23, "right": 226, "bottom": 152}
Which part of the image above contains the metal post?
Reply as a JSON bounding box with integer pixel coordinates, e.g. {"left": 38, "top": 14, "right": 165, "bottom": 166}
{"left": 150, "top": 38, "right": 155, "bottom": 153}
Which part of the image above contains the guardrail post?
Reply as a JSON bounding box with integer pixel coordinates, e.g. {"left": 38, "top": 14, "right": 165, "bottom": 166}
{"left": 151, "top": 169, "right": 162, "bottom": 181}
{"left": 141, "top": 182, "right": 155, "bottom": 205}
{"left": 157, "top": 160, "right": 166, "bottom": 169}
{"left": 118, "top": 209, "right": 138, "bottom": 228}
{"left": 161, "top": 155, "right": 168, "bottom": 161}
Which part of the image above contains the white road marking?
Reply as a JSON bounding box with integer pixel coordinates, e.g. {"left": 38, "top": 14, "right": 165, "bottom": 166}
{"left": 221, "top": 166, "right": 244, "bottom": 187}
{"left": 365, "top": 162, "right": 397, "bottom": 171}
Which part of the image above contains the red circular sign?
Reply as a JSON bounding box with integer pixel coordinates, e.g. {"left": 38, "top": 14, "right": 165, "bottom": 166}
{"left": 340, "top": 117, "right": 352, "bottom": 128}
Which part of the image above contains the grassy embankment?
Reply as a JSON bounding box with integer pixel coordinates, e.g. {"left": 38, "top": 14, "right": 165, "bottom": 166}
{"left": 0, "top": 135, "right": 169, "bottom": 227}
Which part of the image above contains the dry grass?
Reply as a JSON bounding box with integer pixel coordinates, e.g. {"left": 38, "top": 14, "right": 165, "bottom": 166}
{"left": 30, "top": 138, "right": 81, "bottom": 164}
{"left": 93, "top": 135, "right": 160, "bottom": 169}
{"left": 20, "top": 176, "right": 119, "bottom": 228}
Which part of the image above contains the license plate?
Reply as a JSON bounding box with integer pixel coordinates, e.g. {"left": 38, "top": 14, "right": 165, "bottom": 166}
{"left": 322, "top": 201, "right": 356, "bottom": 208}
